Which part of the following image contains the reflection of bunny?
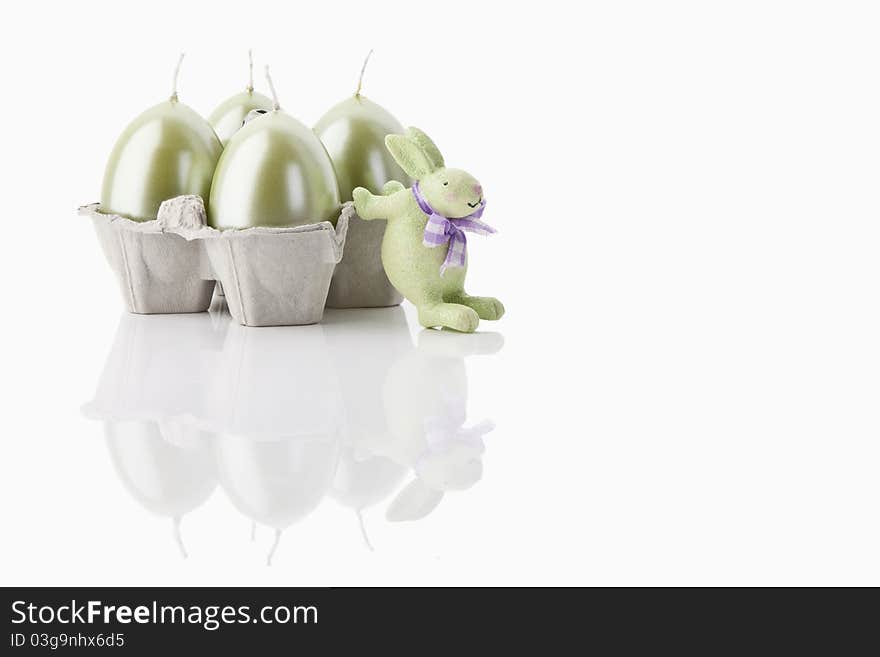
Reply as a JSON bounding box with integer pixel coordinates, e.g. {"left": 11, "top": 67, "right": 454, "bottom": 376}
{"left": 378, "top": 330, "right": 503, "bottom": 521}
{"left": 353, "top": 128, "right": 504, "bottom": 333}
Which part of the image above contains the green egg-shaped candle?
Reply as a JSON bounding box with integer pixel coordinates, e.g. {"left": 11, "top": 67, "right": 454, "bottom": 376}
{"left": 208, "top": 51, "right": 274, "bottom": 146}
{"left": 314, "top": 52, "right": 408, "bottom": 308}
{"left": 209, "top": 91, "right": 274, "bottom": 147}
{"left": 209, "top": 70, "right": 340, "bottom": 230}
{"left": 101, "top": 56, "right": 222, "bottom": 222}
{"left": 314, "top": 52, "right": 410, "bottom": 200}
{"left": 314, "top": 95, "right": 410, "bottom": 201}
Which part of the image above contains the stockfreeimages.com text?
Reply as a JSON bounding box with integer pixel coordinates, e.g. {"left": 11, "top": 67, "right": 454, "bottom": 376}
{"left": 11, "top": 600, "right": 317, "bottom": 631}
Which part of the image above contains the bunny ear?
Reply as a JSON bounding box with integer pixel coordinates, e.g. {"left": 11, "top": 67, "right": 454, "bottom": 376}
{"left": 405, "top": 127, "right": 445, "bottom": 170}
{"left": 385, "top": 133, "right": 435, "bottom": 179}
{"left": 385, "top": 479, "right": 444, "bottom": 522}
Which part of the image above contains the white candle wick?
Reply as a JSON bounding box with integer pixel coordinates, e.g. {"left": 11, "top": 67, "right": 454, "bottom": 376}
{"left": 170, "top": 52, "right": 185, "bottom": 103}
{"left": 355, "top": 49, "right": 374, "bottom": 98}
{"left": 265, "top": 65, "right": 281, "bottom": 111}
{"left": 357, "top": 509, "right": 374, "bottom": 552}
{"left": 247, "top": 49, "right": 254, "bottom": 93}
{"left": 266, "top": 528, "right": 282, "bottom": 566}
{"left": 173, "top": 516, "right": 188, "bottom": 559}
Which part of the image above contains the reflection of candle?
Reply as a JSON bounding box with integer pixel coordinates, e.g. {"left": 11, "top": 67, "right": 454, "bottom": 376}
{"left": 208, "top": 66, "right": 340, "bottom": 229}
{"left": 84, "top": 312, "right": 224, "bottom": 558}
{"left": 208, "top": 50, "right": 274, "bottom": 146}
{"left": 105, "top": 421, "right": 217, "bottom": 558}
{"left": 326, "top": 307, "right": 412, "bottom": 547}
{"left": 210, "top": 321, "right": 342, "bottom": 566}
{"left": 101, "top": 54, "right": 223, "bottom": 222}
{"left": 216, "top": 435, "right": 340, "bottom": 564}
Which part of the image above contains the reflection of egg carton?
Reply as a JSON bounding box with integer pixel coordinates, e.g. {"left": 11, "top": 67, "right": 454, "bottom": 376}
{"left": 79, "top": 196, "right": 352, "bottom": 327}
{"left": 82, "top": 311, "right": 344, "bottom": 441}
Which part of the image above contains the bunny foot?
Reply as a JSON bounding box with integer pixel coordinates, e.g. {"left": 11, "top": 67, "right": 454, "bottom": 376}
{"left": 447, "top": 294, "right": 505, "bottom": 321}
{"left": 418, "top": 303, "right": 480, "bottom": 333}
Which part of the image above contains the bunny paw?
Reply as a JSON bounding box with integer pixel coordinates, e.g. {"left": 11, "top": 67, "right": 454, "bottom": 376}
{"left": 352, "top": 187, "right": 372, "bottom": 213}
{"left": 448, "top": 294, "right": 505, "bottom": 321}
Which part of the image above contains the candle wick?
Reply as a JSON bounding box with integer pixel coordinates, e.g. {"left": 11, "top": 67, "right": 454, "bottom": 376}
{"left": 173, "top": 516, "right": 188, "bottom": 559}
{"left": 357, "top": 509, "right": 374, "bottom": 552}
{"left": 170, "top": 52, "right": 185, "bottom": 103}
{"left": 355, "top": 49, "right": 374, "bottom": 98}
{"left": 265, "top": 65, "right": 281, "bottom": 111}
{"left": 247, "top": 48, "right": 254, "bottom": 93}
{"left": 266, "top": 528, "right": 282, "bottom": 566}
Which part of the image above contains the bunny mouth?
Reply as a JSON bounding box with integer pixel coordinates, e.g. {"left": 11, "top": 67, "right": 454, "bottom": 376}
{"left": 467, "top": 198, "right": 482, "bottom": 208}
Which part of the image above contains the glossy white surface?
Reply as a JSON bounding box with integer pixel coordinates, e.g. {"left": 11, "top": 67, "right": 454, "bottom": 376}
{"left": 83, "top": 301, "right": 503, "bottom": 567}
{"left": 2, "top": 1, "right": 880, "bottom": 586}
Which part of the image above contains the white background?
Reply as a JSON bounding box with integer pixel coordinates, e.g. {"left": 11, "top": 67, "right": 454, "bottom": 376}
{"left": 0, "top": 0, "right": 878, "bottom": 586}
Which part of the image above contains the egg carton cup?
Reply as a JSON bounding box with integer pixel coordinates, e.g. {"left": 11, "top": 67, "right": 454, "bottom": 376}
{"left": 326, "top": 212, "right": 403, "bottom": 309}
{"left": 79, "top": 196, "right": 352, "bottom": 327}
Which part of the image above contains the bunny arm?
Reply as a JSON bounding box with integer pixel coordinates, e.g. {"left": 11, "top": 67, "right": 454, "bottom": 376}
{"left": 353, "top": 186, "right": 410, "bottom": 222}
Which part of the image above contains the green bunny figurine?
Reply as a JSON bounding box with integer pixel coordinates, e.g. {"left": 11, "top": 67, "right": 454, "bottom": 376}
{"left": 352, "top": 127, "right": 504, "bottom": 333}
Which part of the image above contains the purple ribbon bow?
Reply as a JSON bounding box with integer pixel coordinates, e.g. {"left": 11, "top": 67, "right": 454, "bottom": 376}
{"left": 413, "top": 181, "right": 495, "bottom": 275}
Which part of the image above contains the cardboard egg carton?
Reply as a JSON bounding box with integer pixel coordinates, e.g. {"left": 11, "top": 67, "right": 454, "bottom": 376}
{"left": 79, "top": 196, "right": 352, "bottom": 327}
{"left": 325, "top": 212, "right": 403, "bottom": 309}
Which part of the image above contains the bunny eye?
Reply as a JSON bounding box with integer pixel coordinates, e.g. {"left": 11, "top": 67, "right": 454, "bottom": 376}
{"left": 443, "top": 182, "right": 449, "bottom": 186}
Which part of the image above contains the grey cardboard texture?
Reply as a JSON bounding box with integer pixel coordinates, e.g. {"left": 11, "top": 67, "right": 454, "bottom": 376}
{"left": 325, "top": 212, "right": 403, "bottom": 309}
{"left": 79, "top": 196, "right": 354, "bottom": 327}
